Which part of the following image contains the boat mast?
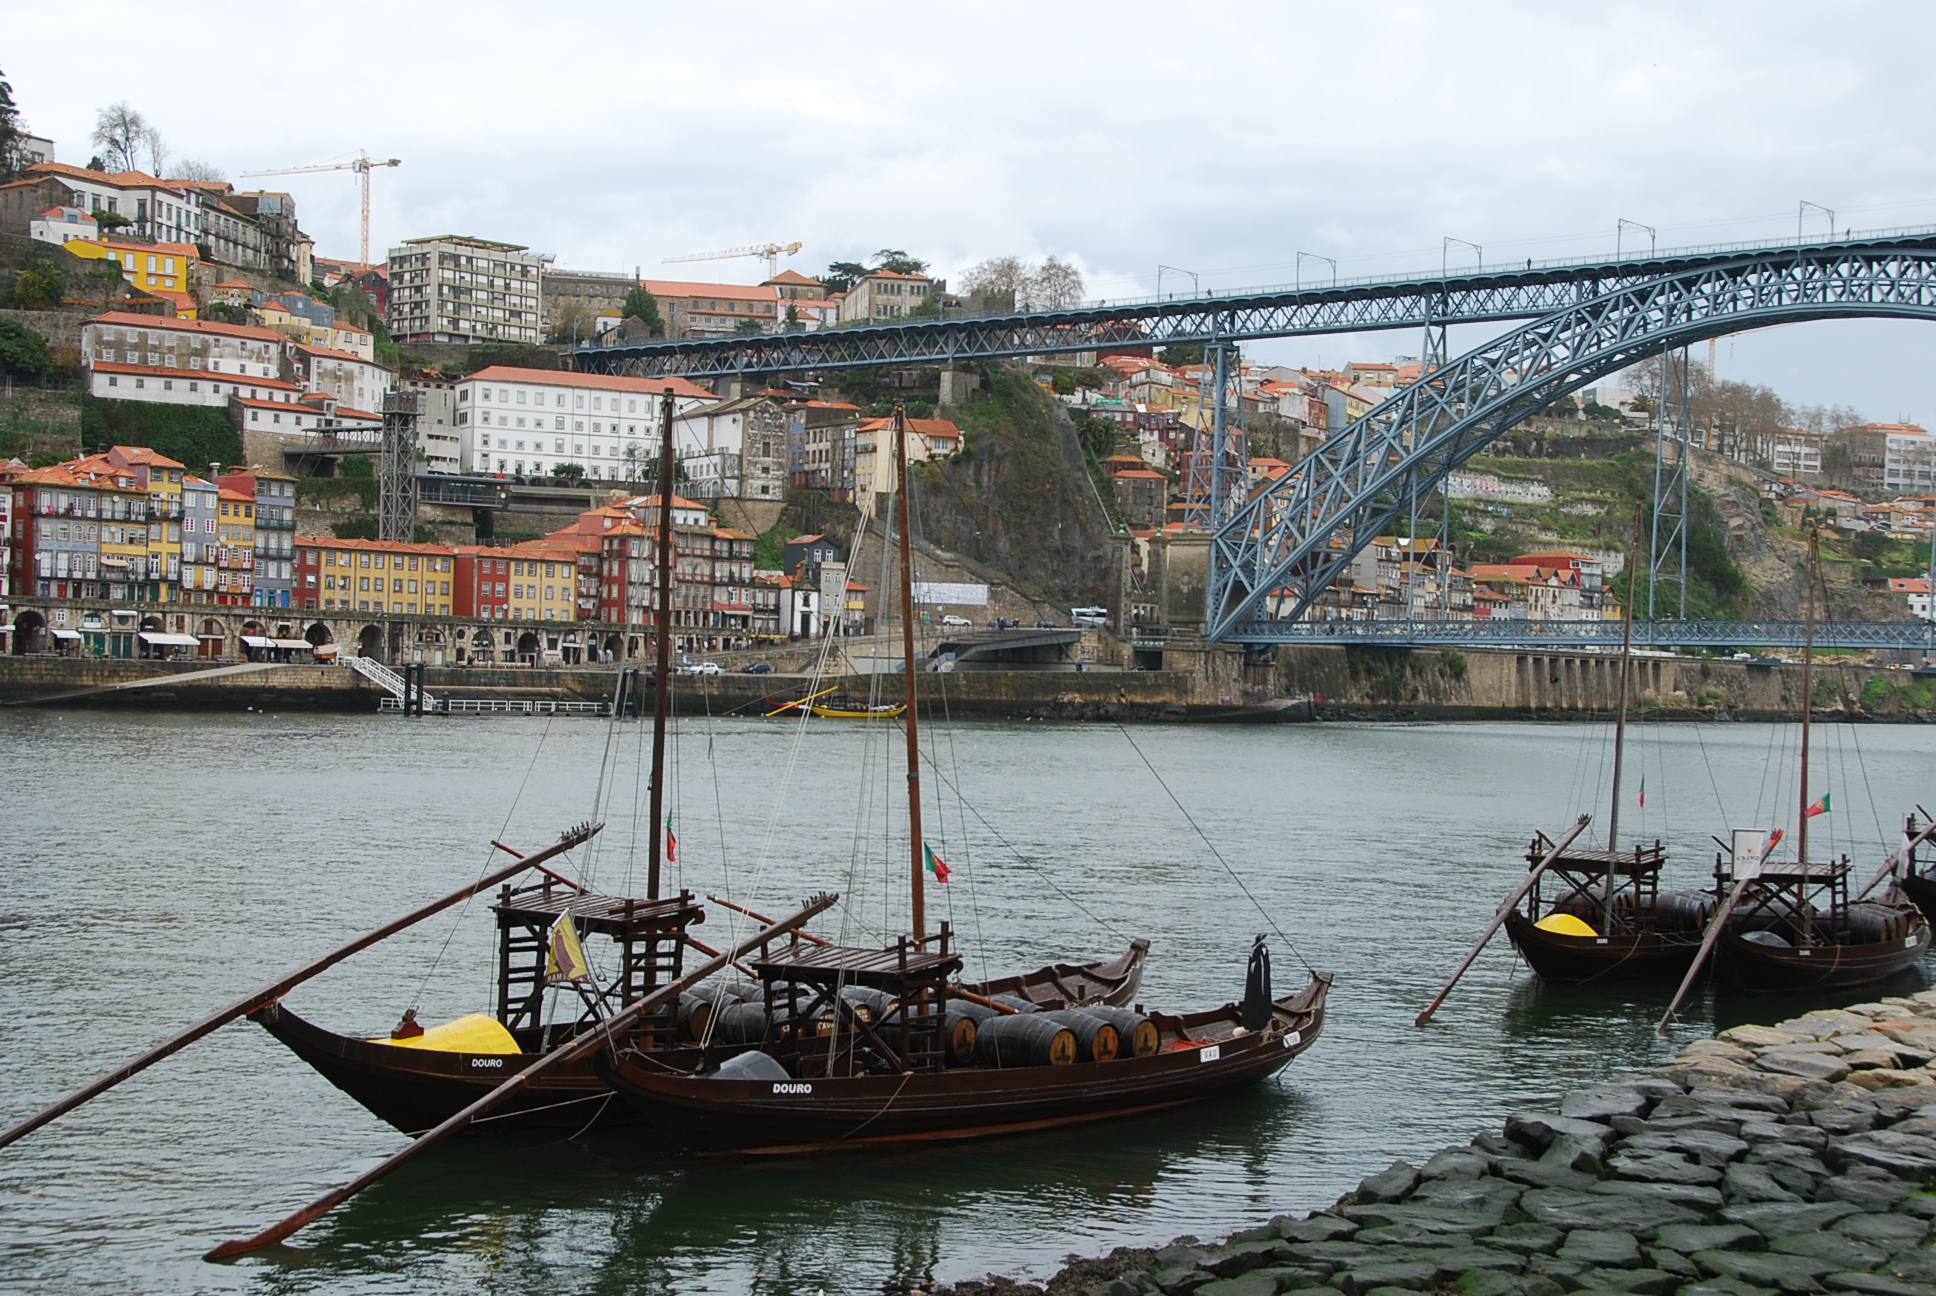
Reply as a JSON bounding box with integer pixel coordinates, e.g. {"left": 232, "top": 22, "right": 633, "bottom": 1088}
{"left": 1798, "top": 526, "right": 1818, "bottom": 878}
{"left": 893, "top": 403, "right": 926, "bottom": 940}
{"left": 1607, "top": 498, "right": 1643, "bottom": 850}
{"left": 647, "top": 388, "right": 677, "bottom": 901}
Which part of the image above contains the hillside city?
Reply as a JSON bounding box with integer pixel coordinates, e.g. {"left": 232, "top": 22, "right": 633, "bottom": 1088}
{"left": 1, "top": 107, "right": 1933, "bottom": 663}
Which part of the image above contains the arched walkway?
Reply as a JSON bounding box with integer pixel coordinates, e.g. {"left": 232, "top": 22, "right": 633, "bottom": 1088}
{"left": 357, "top": 624, "right": 383, "bottom": 659}
{"left": 12, "top": 610, "right": 46, "bottom": 654}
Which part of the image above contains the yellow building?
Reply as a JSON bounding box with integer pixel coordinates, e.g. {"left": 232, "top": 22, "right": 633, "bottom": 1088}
{"left": 304, "top": 539, "right": 456, "bottom": 616}
{"left": 63, "top": 239, "right": 201, "bottom": 316}
{"left": 215, "top": 488, "right": 257, "bottom": 604}
{"left": 91, "top": 472, "right": 157, "bottom": 601}
{"left": 505, "top": 542, "right": 580, "bottom": 622}
{"left": 108, "top": 445, "right": 184, "bottom": 601}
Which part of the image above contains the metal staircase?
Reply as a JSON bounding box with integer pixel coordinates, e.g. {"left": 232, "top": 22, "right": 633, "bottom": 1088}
{"left": 343, "top": 654, "right": 409, "bottom": 703}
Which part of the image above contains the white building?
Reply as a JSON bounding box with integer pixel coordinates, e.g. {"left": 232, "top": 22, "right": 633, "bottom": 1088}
{"left": 82, "top": 312, "right": 304, "bottom": 408}
{"left": 837, "top": 269, "right": 934, "bottom": 323}
{"left": 399, "top": 376, "right": 462, "bottom": 475}
{"left": 672, "top": 396, "right": 788, "bottom": 501}
{"left": 292, "top": 344, "right": 393, "bottom": 414}
{"left": 387, "top": 235, "right": 546, "bottom": 345}
{"left": 454, "top": 366, "right": 718, "bottom": 479}
{"left": 26, "top": 163, "right": 203, "bottom": 247}
{"left": 29, "top": 205, "right": 97, "bottom": 246}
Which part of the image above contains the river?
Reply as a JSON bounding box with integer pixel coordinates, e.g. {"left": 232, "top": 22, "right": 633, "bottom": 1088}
{"left": 1, "top": 709, "right": 1932, "bottom": 1293}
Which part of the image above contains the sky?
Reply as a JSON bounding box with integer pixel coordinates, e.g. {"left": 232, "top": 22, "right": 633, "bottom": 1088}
{"left": 9, "top": 0, "right": 1936, "bottom": 420}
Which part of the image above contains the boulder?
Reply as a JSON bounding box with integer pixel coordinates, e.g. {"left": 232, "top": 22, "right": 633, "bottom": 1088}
{"left": 1721, "top": 1026, "right": 1805, "bottom": 1049}
{"left": 1769, "top": 1231, "right": 1892, "bottom": 1270}
{"left": 1563, "top": 1087, "right": 1654, "bottom": 1122}
{"left": 1666, "top": 1090, "right": 1792, "bottom": 1118}
{"left": 1357, "top": 1163, "right": 1422, "bottom": 1204}
{"left": 1691, "top": 1248, "right": 1838, "bottom": 1293}
{"left": 1517, "top": 1187, "right": 1703, "bottom": 1238}
{"left": 1744, "top": 1126, "right": 1831, "bottom": 1156}
{"left": 1831, "top": 1213, "right": 1928, "bottom": 1248}
{"left": 1812, "top": 1104, "right": 1882, "bottom": 1136}
{"left": 1822, "top": 1273, "right": 1936, "bottom": 1296}
{"left": 1622, "top": 1129, "right": 1751, "bottom": 1166}
{"left": 1342, "top": 1203, "right": 1516, "bottom": 1238}
{"left": 1876, "top": 1026, "right": 1936, "bottom": 1052}
{"left": 1591, "top": 1179, "right": 1727, "bottom": 1210}
{"left": 1719, "top": 1200, "right": 1864, "bottom": 1237}
{"left": 1280, "top": 1216, "right": 1361, "bottom": 1244}
{"left": 1493, "top": 1161, "right": 1601, "bottom": 1192}
{"left": 1282, "top": 1242, "right": 1380, "bottom": 1266}
{"left": 1897, "top": 1195, "right": 1936, "bottom": 1221}
{"left": 1777, "top": 1011, "right": 1877, "bottom": 1040}
{"left": 1615, "top": 1115, "right": 1746, "bottom": 1139}
{"left": 1192, "top": 1275, "right": 1281, "bottom": 1296}
{"left": 1721, "top": 1164, "right": 1804, "bottom": 1203}
{"left": 1757, "top": 1053, "right": 1854, "bottom": 1084}
{"left": 1648, "top": 1247, "right": 1701, "bottom": 1278}
{"left": 1540, "top": 1134, "right": 1607, "bottom": 1176}
{"left": 1654, "top": 1223, "right": 1767, "bottom": 1254}
{"left": 1821, "top": 1170, "right": 1916, "bottom": 1211}
{"left": 1151, "top": 1267, "right": 1216, "bottom": 1296}
{"left": 1826, "top": 1130, "right": 1936, "bottom": 1178}
{"left": 1846, "top": 1069, "right": 1936, "bottom": 1093}
{"left": 1422, "top": 1149, "right": 1495, "bottom": 1180}
{"left": 1556, "top": 1229, "right": 1643, "bottom": 1268}
{"left": 1609, "top": 1150, "right": 1723, "bottom": 1186}
{"left": 1843, "top": 1050, "right": 1907, "bottom": 1072}
{"left": 1684, "top": 1041, "right": 1761, "bottom": 1064}
{"left": 1329, "top": 1261, "right": 1443, "bottom": 1295}
{"left": 1505, "top": 1113, "right": 1615, "bottom": 1150}
{"left": 1203, "top": 1241, "right": 1294, "bottom": 1277}
{"left": 1882, "top": 1250, "right": 1936, "bottom": 1284}
{"left": 1678, "top": 1281, "right": 1784, "bottom": 1296}
{"left": 1485, "top": 1224, "right": 1565, "bottom": 1256}
{"left": 1573, "top": 1268, "right": 1674, "bottom": 1293}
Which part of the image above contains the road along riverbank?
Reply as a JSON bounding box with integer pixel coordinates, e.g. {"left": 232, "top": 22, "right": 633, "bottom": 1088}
{"left": 947, "top": 996, "right": 1936, "bottom": 1296}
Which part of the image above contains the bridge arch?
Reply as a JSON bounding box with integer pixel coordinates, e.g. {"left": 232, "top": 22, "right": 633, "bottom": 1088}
{"left": 1210, "top": 244, "right": 1936, "bottom": 639}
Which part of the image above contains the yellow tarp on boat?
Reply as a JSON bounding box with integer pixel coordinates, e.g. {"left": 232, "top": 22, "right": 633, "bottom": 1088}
{"left": 1534, "top": 913, "right": 1599, "bottom": 938}
{"left": 369, "top": 1013, "right": 522, "bottom": 1055}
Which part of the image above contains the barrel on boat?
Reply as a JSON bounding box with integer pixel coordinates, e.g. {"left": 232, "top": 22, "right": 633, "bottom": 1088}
{"left": 1846, "top": 902, "right": 1912, "bottom": 943}
{"left": 975, "top": 1013, "right": 1076, "bottom": 1067}
{"left": 680, "top": 984, "right": 744, "bottom": 1040}
{"left": 1038, "top": 1009, "right": 1118, "bottom": 1063}
{"left": 839, "top": 986, "right": 896, "bottom": 1023}
{"left": 1081, "top": 1006, "right": 1160, "bottom": 1057}
{"left": 711, "top": 1002, "right": 776, "bottom": 1046}
{"left": 989, "top": 993, "right": 1040, "bottom": 1014}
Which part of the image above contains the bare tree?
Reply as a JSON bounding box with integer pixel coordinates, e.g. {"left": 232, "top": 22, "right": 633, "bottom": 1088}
{"left": 143, "top": 126, "right": 167, "bottom": 177}
{"left": 961, "top": 256, "right": 1028, "bottom": 298}
{"left": 173, "top": 158, "right": 225, "bottom": 183}
{"left": 1023, "top": 256, "right": 1085, "bottom": 309}
{"left": 91, "top": 103, "right": 150, "bottom": 173}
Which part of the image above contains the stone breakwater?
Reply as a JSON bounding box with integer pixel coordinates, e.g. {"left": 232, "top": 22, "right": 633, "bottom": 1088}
{"left": 939, "top": 993, "right": 1936, "bottom": 1296}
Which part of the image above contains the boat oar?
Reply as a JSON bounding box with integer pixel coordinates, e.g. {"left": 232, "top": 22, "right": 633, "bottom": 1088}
{"left": 1854, "top": 818, "right": 1936, "bottom": 901}
{"left": 707, "top": 893, "right": 833, "bottom": 946}
{"left": 0, "top": 822, "right": 603, "bottom": 1154}
{"left": 1415, "top": 814, "right": 1590, "bottom": 1027}
{"left": 1656, "top": 828, "right": 1784, "bottom": 1034}
{"left": 204, "top": 890, "right": 839, "bottom": 1262}
{"left": 948, "top": 986, "right": 1021, "bottom": 1015}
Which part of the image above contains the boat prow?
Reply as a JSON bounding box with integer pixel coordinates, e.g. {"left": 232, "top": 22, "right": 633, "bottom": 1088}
{"left": 1502, "top": 909, "right": 1703, "bottom": 984}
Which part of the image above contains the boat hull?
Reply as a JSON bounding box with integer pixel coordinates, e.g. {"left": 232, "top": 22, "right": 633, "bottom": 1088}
{"left": 252, "top": 944, "right": 1151, "bottom": 1135}
{"left": 1503, "top": 911, "right": 1703, "bottom": 984}
{"left": 601, "top": 975, "right": 1329, "bottom": 1155}
{"left": 251, "top": 1000, "right": 650, "bottom": 1133}
{"left": 1716, "top": 918, "right": 1933, "bottom": 994}
{"left": 1900, "top": 873, "right": 1936, "bottom": 927}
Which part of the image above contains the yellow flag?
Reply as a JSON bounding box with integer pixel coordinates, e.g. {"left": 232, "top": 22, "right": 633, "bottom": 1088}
{"left": 546, "top": 913, "right": 591, "bottom": 984}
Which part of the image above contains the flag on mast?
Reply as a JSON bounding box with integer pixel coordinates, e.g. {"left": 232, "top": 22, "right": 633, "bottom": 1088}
{"left": 546, "top": 913, "right": 591, "bottom": 984}
{"left": 1805, "top": 793, "right": 1832, "bottom": 819}
{"left": 1638, "top": 776, "right": 1645, "bottom": 808}
{"left": 666, "top": 814, "right": 678, "bottom": 863}
{"left": 923, "top": 842, "right": 950, "bottom": 884}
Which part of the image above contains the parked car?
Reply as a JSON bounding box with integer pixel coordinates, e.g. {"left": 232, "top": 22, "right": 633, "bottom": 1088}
{"left": 940, "top": 614, "right": 972, "bottom": 627}
{"left": 679, "top": 661, "right": 723, "bottom": 676}
{"left": 743, "top": 662, "right": 773, "bottom": 674}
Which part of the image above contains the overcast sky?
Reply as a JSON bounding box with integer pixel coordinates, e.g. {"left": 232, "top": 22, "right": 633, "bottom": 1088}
{"left": 10, "top": 1, "right": 1936, "bottom": 419}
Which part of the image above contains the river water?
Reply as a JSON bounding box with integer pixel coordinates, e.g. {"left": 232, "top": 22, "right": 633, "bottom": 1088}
{"left": 2, "top": 707, "right": 1933, "bottom": 1294}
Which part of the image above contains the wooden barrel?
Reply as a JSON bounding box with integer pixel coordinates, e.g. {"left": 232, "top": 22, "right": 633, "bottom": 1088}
{"left": 975, "top": 1014, "right": 1077, "bottom": 1067}
{"left": 839, "top": 986, "right": 896, "bottom": 1023}
{"left": 720, "top": 979, "right": 766, "bottom": 1003}
{"left": 1083, "top": 1006, "right": 1160, "bottom": 1058}
{"left": 1040, "top": 1009, "right": 1119, "bottom": 1063}
{"left": 712, "top": 1002, "right": 774, "bottom": 1046}
{"left": 990, "top": 994, "right": 1040, "bottom": 1014}
{"left": 944, "top": 1006, "right": 979, "bottom": 1065}
{"left": 950, "top": 998, "right": 999, "bottom": 1026}
{"left": 679, "top": 985, "right": 743, "bottom": 1040}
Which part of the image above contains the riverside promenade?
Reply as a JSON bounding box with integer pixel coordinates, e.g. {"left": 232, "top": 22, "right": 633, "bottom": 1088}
{"left": 947, "top": 996, "right": 1936, "bottom": 1296}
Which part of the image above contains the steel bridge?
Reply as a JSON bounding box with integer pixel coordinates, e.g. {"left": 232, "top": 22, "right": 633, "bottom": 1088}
{"left": 1236, "top": 620, "right": 1936, "bottom": 652}
{"left": 573, "top": 227, "right": 1936, "bottom": 651}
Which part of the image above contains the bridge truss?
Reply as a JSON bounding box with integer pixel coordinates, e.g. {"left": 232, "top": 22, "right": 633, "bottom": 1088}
{"left": 1209, "top": 240, "right": 1936, "bottom": 641}
{"left": 1235, "top": 620, "right": 1936, "bottom": 652}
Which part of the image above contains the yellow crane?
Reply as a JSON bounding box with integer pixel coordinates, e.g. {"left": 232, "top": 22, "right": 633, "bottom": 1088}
{"left": 664, "top": 241, "right": 803, "bottom": 281}
{"left": 241, "top": 150, "right": 402, "bottom": 269}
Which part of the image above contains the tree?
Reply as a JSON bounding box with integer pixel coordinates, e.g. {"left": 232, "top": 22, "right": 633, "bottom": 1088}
{"left": 173, "top": 158, "right": 225, "bottom": 182}
{"left": 11, "top": 265, "right": 64, "bottom": 310}
{"left": 822, "top": 261, "right": 870, "bottom": 294}
{"left": 547, "top": 302, "right": 594, "bottom": 344}
{"left": 1158, "top": 342, "right": 1206, "bottom": 367}
{"left": 961, "top": 256, "right": 1027, "bottom": 299}
{"left": 91, "top": 103, "right": 151, "bottom": 173}
{"left": 621, "top": 286, "right": 663, "bottom": 335}
{"left": 551, "top": 462, "right": 587, "bottom": 483}
{"left": 872, "top": 249, "right": 928, "bottom": 276}
{"left": 734, "top": 317, "right": 765, "bottom": 334}
{"left": 93, "top": 210, "right": 134, "bottom": 237}
{"left": 1023, "top": 256, "right": 1084, "bottom": 309}
{"left": 0, "top": 67, "right": 23, "bottom": 181}
{"left": 0, "top": 317, "right": 51, "bottom": 376}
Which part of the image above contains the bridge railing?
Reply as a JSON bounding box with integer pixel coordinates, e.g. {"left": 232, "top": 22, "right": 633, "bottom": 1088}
{"left": 1225, "top": 619, "right": 1936, "bottom": 651}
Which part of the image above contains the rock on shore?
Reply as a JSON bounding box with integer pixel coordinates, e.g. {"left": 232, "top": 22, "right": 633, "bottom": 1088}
{"left": 935, "top": 993, "right": 1936, "bottom": 1296}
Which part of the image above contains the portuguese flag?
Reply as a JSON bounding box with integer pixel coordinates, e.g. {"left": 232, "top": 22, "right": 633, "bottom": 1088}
{"left": 923, "top": 842, "right": 951, "bottom": 884}
{"left": 1805, "top": 793, "right": 1832, "bottom": 819}
{"left": 1638, "top": 775, "right": 1645, "bottom": 808}
{"left": 665, "top": 814, "right": 678, "bottom": 863}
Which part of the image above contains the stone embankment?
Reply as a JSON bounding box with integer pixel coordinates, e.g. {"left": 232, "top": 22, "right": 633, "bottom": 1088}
{"left": 946, "top": 997, "right": 1936, "bottom": 1296}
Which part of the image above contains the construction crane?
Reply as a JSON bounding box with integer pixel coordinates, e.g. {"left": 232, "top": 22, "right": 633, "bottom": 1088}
{"left": 663, "top": 241, "right": 804, "bottom": 281}
{"left": 241, "top": 150, "right": 402, "bottom": 270}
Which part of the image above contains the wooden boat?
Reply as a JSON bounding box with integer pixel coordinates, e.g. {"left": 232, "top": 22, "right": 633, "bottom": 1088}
{"left": 1502, "top": 838, "right": 1709, "bottom": 983}
{"left": 599, "top": 405, "right": 1330, "bottom": 1155}
{"left": 1890, "top": 814, "right": 1936, "bottom": 924}
{"left": 809, "top": 700, "right": 906, "bottom": 719}
{"left": 1666, "top": 529, "right": 1932, "bottom": 1006}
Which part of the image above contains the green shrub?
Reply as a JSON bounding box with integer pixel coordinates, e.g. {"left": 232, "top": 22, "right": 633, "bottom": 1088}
{"left": 80, "top": 396, "right": 240, "bottom": 468}
{"left": 0, "top": 317, "right": 52, "bottom": 376}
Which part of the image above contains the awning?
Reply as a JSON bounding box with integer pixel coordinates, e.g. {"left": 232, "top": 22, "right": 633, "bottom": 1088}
{"left": 196, "top": 632, "right": 225, "bottom": 639}
{"left": 139, "top": 632, "right": 200, "bottom": 647}
{"left": 240, "top": 635, "right": 274, "bottom": 648}
{"left": 311, "top": 643, "right": 340, "bottom": 656}
{"left": 272, "top": 638, "right": 314, "bottom": 650}
{"left": 50, "top": 628, "right": 83, "bottom": 640}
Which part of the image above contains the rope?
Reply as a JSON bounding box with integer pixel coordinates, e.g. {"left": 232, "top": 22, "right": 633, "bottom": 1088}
{"left": 1114, "top": 722, "right": 1315, "bottom": 974}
